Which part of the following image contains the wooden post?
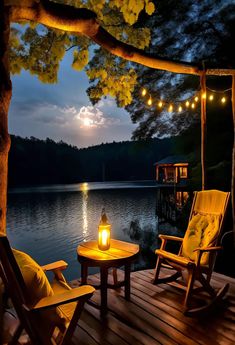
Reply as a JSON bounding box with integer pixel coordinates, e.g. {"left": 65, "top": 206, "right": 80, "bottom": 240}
{"left": 231, "top": 75, "right": 235, "bottom": 245}
{"left": 0, "top": 4, "right": 11, "bottom": 236}
{"left": 200, "top": 72, "right": 207, "bottom": 190}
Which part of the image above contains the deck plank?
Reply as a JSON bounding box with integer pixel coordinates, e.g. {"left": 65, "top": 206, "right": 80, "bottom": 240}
{"left": 70, "top": 268, "right": 235, "bottom": 345}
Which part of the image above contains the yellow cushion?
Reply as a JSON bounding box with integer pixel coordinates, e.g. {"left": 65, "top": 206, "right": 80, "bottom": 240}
{"left": 182, "top": 214, "right": 220, "bottom": 265}
{"left": 200, "top": 214, "right": 220, "bottom": 265}
{"left": 12, "top": 249, "right": 53, "bottom": 304}
{"left": 12, "top": 249, "right": 66, "bottom": 335}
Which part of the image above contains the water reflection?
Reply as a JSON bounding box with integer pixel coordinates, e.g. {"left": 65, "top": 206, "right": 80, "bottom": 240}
{"left": 80, "top": 183, "right": 88, "bottom": 238}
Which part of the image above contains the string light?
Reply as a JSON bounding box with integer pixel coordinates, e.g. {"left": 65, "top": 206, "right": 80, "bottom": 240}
{"left": 147, "top": 97, "right": 152, "bottom": 106}
{"left": 139, "top": 86, "right": 229, "bottom": 113}
{"left": 141, "top": 88, "right": 147, "bottom": 96}
{"left": 202, "top": 92, "right": 207, "bottom": 99}
{"left": 221, "top": 97, "right": 226, "bottom": 103}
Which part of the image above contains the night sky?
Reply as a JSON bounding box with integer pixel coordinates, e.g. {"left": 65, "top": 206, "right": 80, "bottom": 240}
{"left": 9, "top": 49, "right": 136, "bottom": 148}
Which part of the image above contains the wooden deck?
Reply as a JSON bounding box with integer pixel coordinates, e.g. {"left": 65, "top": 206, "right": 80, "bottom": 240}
{"left": 70, "top": 268, "right": 235, "bottom": 345}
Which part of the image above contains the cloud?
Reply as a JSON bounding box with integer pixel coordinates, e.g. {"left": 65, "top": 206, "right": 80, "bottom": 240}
{"left": 75, "top": 105, "right": 120, "bottom": 128}
{"left": 96, "top": 98, "right": 115, "bottom": 108}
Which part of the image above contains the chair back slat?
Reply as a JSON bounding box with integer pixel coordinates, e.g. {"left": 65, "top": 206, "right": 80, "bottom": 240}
{"left": 0, "top": 236, "right": 27, "bottom": 297}
{"left": 0, "top": 236, "right": 31, "bottom": 329}
{"left": 192, "top": 190, "right": 229, "bottom": 217}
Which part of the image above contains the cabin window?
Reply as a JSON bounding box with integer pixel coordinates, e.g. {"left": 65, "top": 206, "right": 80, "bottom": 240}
{"left": 179, "top": 167, "right": 187, "bottom": 178}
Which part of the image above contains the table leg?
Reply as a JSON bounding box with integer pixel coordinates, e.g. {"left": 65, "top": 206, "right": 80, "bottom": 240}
{"left": 125, "top": 263, "right": 131, "bottom": 300}
{"left": 113, "top": 268, "right": 118, "bottom": 285}
{"left": 100, "top": 267, "right": 108, "bottom": 318}
{"left": 81, "top": 263, "right": 88, "bottom": 285}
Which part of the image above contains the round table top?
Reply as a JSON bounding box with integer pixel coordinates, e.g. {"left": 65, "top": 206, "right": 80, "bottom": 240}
{"left": 77, "top": 239, "right": 139, "bottom": 263}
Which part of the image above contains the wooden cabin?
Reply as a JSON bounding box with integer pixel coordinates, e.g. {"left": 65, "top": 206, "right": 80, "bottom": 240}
{"left": 154, "top": 155, "right": 189, "bottom": 184}
{"left": 154, "top": 156, "right": 190, "bottom": 225}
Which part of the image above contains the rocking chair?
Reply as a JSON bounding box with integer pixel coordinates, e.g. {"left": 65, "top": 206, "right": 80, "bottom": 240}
{"left": 154, "top": 189, "right": 230, "bottom": 315}
{"left": 0, "top": 235, "right": 95, "bottom": 344}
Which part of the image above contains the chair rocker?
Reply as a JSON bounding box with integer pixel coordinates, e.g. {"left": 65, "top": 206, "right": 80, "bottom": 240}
{"left": 0, "top": 235, "right": 95, "bottom": 344}
{"left": 154, "top": 190, "right": 230, "bottom": 315}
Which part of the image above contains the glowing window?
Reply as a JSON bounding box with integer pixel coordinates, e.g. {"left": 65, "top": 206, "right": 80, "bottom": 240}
{"left": 179, "top": 167, "right": 187, "bottom": 178}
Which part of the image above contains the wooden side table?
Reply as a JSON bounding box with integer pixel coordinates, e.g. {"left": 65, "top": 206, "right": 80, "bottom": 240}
{"left": 77, "top": 239, "right": 139, "bottom": 317}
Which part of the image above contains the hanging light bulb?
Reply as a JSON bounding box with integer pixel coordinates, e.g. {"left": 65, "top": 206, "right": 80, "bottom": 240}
{"left": 141, "top": 88, "right": 147, "bottom": 96}
{"left": 178, "top": 106, "right": 182, "bottom": 112}
{"left": 194, "top": 96, "right": 199, "bottom": 102}
{"left": 209, "top": 94, "right": 214, "bottom": 101}
{"left": 147, "top": 97, "right": 152, "bottom": 106}
{"left": 185, "top": 101, "right": 190, "bottom": 107}
{"left": 158, "top": 101, "right": 163, "bottom": 108}
{"left": 202, "top": 92, "right": 207, "bottom": 99}
{"left": 191, "top": 103, "right": 195, "bottom": 109}
{"left": 221, "top": 97, "right": 226, "bottom": 103}
{"left": 168, "top": 104, "right": 173, "bottom": 112}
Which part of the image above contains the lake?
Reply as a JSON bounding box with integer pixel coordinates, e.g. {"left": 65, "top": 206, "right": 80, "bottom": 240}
{"left": 7, "top": 181, "right": 181, "bottom": 280}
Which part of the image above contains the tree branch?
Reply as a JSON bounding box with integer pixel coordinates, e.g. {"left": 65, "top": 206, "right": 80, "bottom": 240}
{"left": 6, "top": 1, "right": 235, "bottom": 76}
{"left": 8, "top": 0, "right": 200, "bottom": 75}
{"left": 92, "top": 26, "right": 200, "bottom": 75}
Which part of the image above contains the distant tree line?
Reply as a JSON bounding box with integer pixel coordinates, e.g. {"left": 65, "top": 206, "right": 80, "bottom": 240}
{"left": 8, "top": 103, "right": 233, "bottom": 191}
{"left": 8, "top": 135, "right": 175, "bottom": 186}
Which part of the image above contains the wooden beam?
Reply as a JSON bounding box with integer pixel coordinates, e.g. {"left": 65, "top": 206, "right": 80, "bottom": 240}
{"left": 206, "top": 69, "right": 235, "bottom": 76}
{"left": 231, "top": 75, "right": 235, "bottom": 244}
{"left": 200, "top": 72, "right": 207, "bottom": 190}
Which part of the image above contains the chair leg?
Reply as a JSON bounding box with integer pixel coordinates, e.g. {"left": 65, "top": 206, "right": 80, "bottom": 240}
{"left": 183, "top": 268, "right": 195, "bottom": 310}
{"left": 198, "top": 274, "right": 216, "bottom": 298}
{"left": 153, "top": 257, "right": 162, "bottom": 284}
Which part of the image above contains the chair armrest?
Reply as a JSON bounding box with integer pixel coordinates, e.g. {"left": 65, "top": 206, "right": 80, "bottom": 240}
{"left": 159, "top": 234, "right": 183, "bottom": 242}
{"left": 31, "top": 285, "right": 95, "bottom": 311}
{"left": 41, "top": 260, "right": 68, "bottom": 272}
{"left": 159, "top": 235, "right": 183, "bottom": 251}
{"left": 193, "top": 246, "right": 222, "bottom": 253}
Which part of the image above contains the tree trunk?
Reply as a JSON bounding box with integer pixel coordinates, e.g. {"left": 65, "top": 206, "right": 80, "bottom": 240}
{"left": 0, "top": 4, "right": 11, "bottom": 236}
{"left": 200, "top": 72, "right": 207, "bottom": 190}
{"left": 232, "top": 75, "right": 235, "bottom": 244}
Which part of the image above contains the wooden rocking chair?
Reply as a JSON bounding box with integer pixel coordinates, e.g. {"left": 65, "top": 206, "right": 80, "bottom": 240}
{"left": 0, "top": 235, "right": 95, "bottom": 344}
{"left": 154, "top": 189, "right": 230, "bottom": 315}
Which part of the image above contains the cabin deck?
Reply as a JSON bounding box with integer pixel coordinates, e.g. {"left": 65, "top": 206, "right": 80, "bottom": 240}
{"left": 70, "top": 268, "right": 235, "bottom": 345}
